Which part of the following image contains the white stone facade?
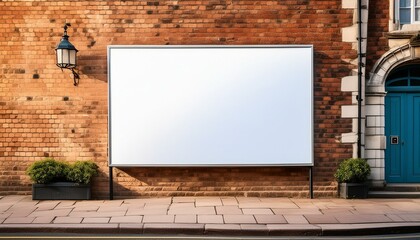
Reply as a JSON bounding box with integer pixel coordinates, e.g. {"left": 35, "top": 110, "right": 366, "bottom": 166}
{"left": 340, "top": 0, "right": 420, "bottom": 186}
{"left": 340, "top": 0, "right": 369, "bottom": 158}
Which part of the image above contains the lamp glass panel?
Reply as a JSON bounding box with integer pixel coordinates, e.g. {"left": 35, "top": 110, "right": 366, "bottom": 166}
{"left": 56, "top": 49, "right": 62, "bottom": 66}
{"left": 62, "top": 49, "right": 70, "bottom": 65}
{"left": 69, "top": 50, "right": 76, "bottom": 66}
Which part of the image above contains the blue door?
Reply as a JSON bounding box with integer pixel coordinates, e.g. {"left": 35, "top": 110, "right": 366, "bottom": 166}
{"left": 385, "top": 66, "right": 420, "bottom": 183}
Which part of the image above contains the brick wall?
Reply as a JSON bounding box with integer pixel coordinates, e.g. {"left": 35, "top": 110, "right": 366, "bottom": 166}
{"left": 0, "top": 0, "right": 357, "bottom": 198}
{"left": 366, "top": 0, "right": 389, "bottom": 72}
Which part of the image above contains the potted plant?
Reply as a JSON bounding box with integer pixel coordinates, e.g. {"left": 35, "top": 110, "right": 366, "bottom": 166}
{"left": 334, "top": 158, "right": 371, "bottom": 199}
{"left": 27, "top": 158, "right": 98, "bottom": 200}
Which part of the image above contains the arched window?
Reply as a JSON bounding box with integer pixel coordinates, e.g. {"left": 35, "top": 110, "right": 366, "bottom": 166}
{"left": 386, "top": 65, "right": 420, "bottom": 92}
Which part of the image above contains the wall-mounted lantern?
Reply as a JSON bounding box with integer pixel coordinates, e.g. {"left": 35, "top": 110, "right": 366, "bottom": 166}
{"left": 56, "top": 23, "right": 80, "bottom": 86}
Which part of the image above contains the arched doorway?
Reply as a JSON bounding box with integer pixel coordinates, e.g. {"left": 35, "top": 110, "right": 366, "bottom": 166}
{"left": 385, "top": 65, "right": 420, "bottom": 183}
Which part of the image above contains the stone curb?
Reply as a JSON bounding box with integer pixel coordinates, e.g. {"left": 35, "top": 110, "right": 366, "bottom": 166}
{"left": 319, "top": 223, "right": 420, "bottom": 236}
{"left": 0, "top": 223, "right": 420, "bottom": 236}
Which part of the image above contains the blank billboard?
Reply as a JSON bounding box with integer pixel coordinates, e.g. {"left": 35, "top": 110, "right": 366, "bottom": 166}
{"left": 108, "top": 46, "right": 313, "bottom": 166}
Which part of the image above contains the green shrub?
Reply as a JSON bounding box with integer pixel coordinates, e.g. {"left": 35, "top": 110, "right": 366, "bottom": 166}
{"left": 334, "top": 158, "right": 371, "bottom": 183}
{"left": 27, "top": 158, "right": 98, "bottom": 184}
{"left": 26, "top": 158, "right": 69, "bottom": 184}
{"left": 65, "top": 161, "right": 98, "bottom": 184}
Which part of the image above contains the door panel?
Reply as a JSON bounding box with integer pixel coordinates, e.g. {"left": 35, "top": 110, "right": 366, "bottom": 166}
{"left": 385, "top": 94, "right": 403, "bottom": 182}
{"left": 410, "top": 95, "right": 420, "bottom": 181}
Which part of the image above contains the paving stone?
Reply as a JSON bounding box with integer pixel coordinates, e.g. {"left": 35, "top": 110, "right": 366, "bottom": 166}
{"left": 32, "top": 216, "right": 55, "bottom": 224}
{"left": 236, "top": 197, "right": 260, "bottom": 203}
{"left": 109, "top": 216, "right": 143, "bottom": 223}
{"left": 121, "top": 203, "right": 144, "bottom": 210}
{"left": 290, "top": 201, "right": 319, "bottom": 209}
{"left": 0, "top": 213, "right": 11, "bottom": 219}
{"left": 74, "top": 201, "right": 104, "bottom": 207}
{"left": 140, "top": 197, "right": 172, "bottom": 204}
{"left": 69, "top": 211, "right": 126, "bottom": 218}
{"left": 304, "top": 214, "right": 339, "bottom": 224}
{"left": 216, "top": 206, "right": 242, "bottom": 215}
{"left": 0, "top": 196, "right": 28, "bottom": 204}
{"left": 335, "top": 214, "right": 393, "bottom": 224}
{"left": 196, "top": 198, "right": 223, "bottom": 207}
{"left": 393, "top": 214, "right": 420, "bottom": 222}
{"left": 73, "top": 206, "right": 100, "bottom": 212}
{"left": 170, "top": 203, "right": 195, "bottom": 209}
{"left": 82, "top": 217, "right": 110, "bottom": 223}
{"left": 175, "top": 214, "right": 196, "bottom": 223}
{"left": 126, "top": 208, "right": 167, "bottom": 216}
{"left": 121, "top": 199, "right": 148, "bottom": 205}
{"left": 259, "top": 198, "right": 298, "bottom": 208}
{"left": 254, "top": 214, "right": 287, "bottom": 224}
{"left": 3, "top": 217, "right": 35, "bottom": 224}
{"left": 387, "top": 202, "right": 420, "bottom": 212}
{"left": 239, "top": 202, "right": 298, "bottom": 209}
{"left": 54, "top": 217, "right": 83, "bottom": 224}
{"left": 321, "top": 208, "right": 353, "bottom": 215}
{"left": 28, "top": 209, "right": 72, "bottom": 218}
{"left": 242, "top": 208, "right": 273, "bottom": 215}
{"left": 198, "top": 215, "right": 223, "bottom": 224}
{"left": 223, "top": 214, "right": 256, "bottom": 224}
{"left": 143, "top": 215, "right": 174, "bottom": 223}
{"left": 260, "top": 198, "right": 293, "bottom": 203}
{"left": 143, "top": 223, "right": 204, "bottom": 234}
{"left": 8, "top": 208, "right": 37, "bottom": 217}
{"left": 195, "top": 207, "right": 216, "bottom": 214}
{"left": 221, "top": 197, "right": 238, "bottom": 206}
{"left": 35, "top": 201, "right": 60, "bottom": 211}
{"left": 98, "top": 206, "right": 128, "bottom": 212}
{"left": 386, "top": 214, "right": 406, "bottom": 222}
{"left": 168, "top": 207, "right": 215, "bottom": 215}
{"left": 0, "top": 204, "right": 13, "bottom": 212}
{"left": 143, "top": 204, "right": 169, "bottom": 210}
{"left": 102, "top": 200, "right": 124, "bottom": 207}
{"left": 272, "top": 208, "right": 321, "bottom": 215}
{"left": 54, "top": 201, "right": 76, "bottom": 209}
{"left": 167, "top": 207, "right": 194, "bottom": 214}
{"left": 172, "top": 197, "right": 196, "bottom": 203}
{"left": 284, "top": 214, "right": 309, "bottom": 224}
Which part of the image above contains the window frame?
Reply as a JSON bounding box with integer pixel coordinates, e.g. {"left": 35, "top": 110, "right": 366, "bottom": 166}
{"left": 395, "top": 0, "right": 420, "bottom": 25}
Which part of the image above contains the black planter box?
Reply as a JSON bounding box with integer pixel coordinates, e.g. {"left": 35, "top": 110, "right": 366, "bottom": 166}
{"left": 339, "top": 182, "right": 369, "bottom": 199}
{"left": 32, "top": 182, "right": 91, "bottom": 200}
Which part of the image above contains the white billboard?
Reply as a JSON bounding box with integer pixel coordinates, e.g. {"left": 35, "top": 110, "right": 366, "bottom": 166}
{"left": 108, "top": 46, "right": 313, "bottom": 166}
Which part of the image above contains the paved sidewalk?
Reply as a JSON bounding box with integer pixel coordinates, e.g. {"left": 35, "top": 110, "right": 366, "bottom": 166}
{"left": 1, "top": 195, "right": 420, "bottom": 236}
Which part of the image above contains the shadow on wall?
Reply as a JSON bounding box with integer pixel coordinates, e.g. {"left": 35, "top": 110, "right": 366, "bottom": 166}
{"left": 77, "top": 54, "right": 108, "bottom": 83}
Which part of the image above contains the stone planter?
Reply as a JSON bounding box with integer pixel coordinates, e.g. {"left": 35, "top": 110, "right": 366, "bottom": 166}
{"left": 339, "top": 182, "right": 369, "bottom": 199}
{"left": 32, "top": 182, "right": 91, "bottom": 200}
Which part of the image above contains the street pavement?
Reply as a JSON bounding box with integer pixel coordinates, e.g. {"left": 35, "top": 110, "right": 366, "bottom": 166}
{"left": 0, "top": 195, "right": 420, "bottom": 236}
